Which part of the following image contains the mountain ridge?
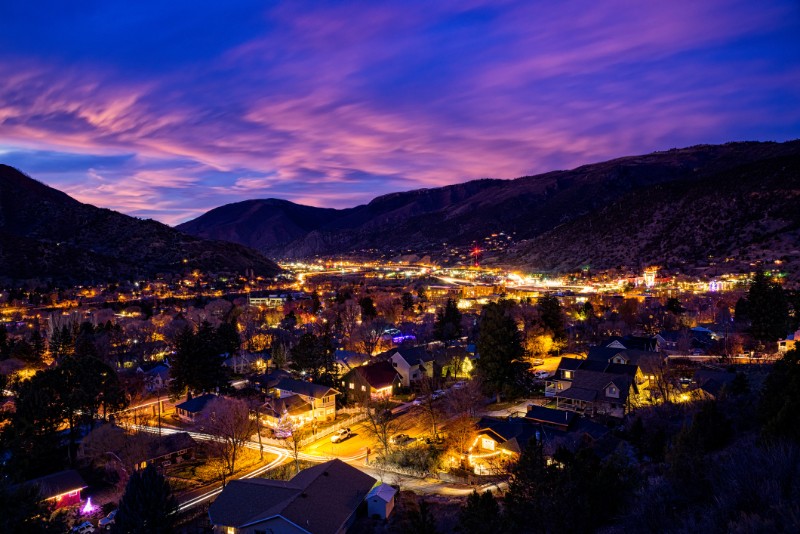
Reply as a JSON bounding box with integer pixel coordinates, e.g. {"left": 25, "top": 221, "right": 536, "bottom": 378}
{"left": 0, "top": 165, "right": 282, "bottom": 285}
{"left": 177, "top": 140, "right": 800, "bottom": 278}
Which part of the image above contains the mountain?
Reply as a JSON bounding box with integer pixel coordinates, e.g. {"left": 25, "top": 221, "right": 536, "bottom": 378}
{"left": 178, "top": 141, "right": 800, "bottom": 276}
{"left": 0, "top": 165, "right": 281, "bottom": 284}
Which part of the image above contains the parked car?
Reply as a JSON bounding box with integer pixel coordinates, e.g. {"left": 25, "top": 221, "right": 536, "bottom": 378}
{"left": 331, "top": 428, "right": 352, "bottom": 443}
{"left": 72, "top": 522, "right": 96, "bottom": 534}
{"left": 390, "top": 433, "right": 411, "bottom": 445}
{"left": 432, "top": 389, "right": 446, "bottom": 400}
{"left": 451, "top": 381, "right": 467, "bottom": 389}
{"left": 533, "top": 370, "right": 551, "bottom": 379}
{"left": 531, "top": 358, "right": 545, "bottom": 366}
{"left": 412, "top": 395, "right": 427, "bottom": 406}
{"left": 99, "top": 509, "right": 117, "bottom": 529}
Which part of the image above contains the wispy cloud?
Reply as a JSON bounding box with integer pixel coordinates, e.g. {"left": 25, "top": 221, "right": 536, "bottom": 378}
{"left": 0, "top": 0, "right": 798, "bottom": 224}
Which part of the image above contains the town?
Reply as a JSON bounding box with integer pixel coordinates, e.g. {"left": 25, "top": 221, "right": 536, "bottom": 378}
{"left": 1, "top": 259, "right": 797, "bottom": 532}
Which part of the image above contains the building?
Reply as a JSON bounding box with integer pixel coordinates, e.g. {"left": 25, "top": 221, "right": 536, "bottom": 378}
{"left": 778, "top": 329, "right": 800, "bottom": 354}
{"left": 137, "top": 432, "right": 197, "bottom": 471}
{"left": 23, "top": 469, "right": 87, "bottom": 508}
{"left": 208, "top": 459, "right": 376, "bottom": 534}
{"left": 274, "top": 377, "right": 339, "bottom": 421}
{"left": 175, "top": 393, "right": 218, "bottom": 422}
{"left": 388, "top": 347, "right": 435, "bottom": 387}
{"left": 341, "top": 361, "right": 402, "bottom": 401}
{"left": 365, "top": 483, "right": 397, "bottom": 520}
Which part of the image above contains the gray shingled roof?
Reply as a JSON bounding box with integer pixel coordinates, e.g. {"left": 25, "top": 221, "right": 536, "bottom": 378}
{"left": 209, "top": 459, "right": 376, "bottom": 534}
{"left": 175, "top": 393, "right": 218, "bottom": 414}
{"left": 24, "top": 469, "right": 87, "bottom": 500}
{"left": 275, "top": 377, "right": 339, "bottom": 399}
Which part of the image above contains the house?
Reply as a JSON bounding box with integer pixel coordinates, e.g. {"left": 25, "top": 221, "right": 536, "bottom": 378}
{"left": 778, "top": 329, "right": 800, "bottom": 354}
{"left": 208, "top": 458, "right": 376, "bottom": 534}
{"left": 23, "top": 469, "right": 87, "bottom": 508}
{"left": 252, "top": 369, "right": 293, "bottom": 394}
{"left": 261, "top": 394, "right": 314, "bottom": 429}
{"left": 546, "top": 357, "right": 642, "bottom": 398}
{"left": 136, "top": 362, "right": 171, "bottom": 393}
{"left": 554, "top": 371, "right": 637, "bottom": 418}
{"left": 602, "top": 335, "right": 658, "bottom": 352}
{"left": 341, "top": 361, "right": 401, "bottom": 401}
{"left": 366, "top": 483, "right": 397, "bottom": 520}
{"left": 471, "top": 410, "right": 610, "bottom": 473}
{"left": 690, "top": 369, "right": 737, "bottom": 400}
{"left": 137, "top": 432, "right": 197, "bottom": 470}
{"left": 274, "top": 377, "right": 339, "bottom": 421}
{"left": 436, "top": 346, "right": 476, "bottom": 379}
{"left": 388, "top": 346, "right": 435, "bottom": 387}
{"left": 175, "top": 393, "right": 218, "bottom": 422}
{"left": 586, "top": 346, "right": 663, "bottom": 385}
{"left": 334, "top": 350, "right": 371, "bottom": 375}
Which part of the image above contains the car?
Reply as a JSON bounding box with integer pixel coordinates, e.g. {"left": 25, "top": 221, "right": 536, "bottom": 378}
{"left": 390, "top": 433, "right": 411, "bottom": 445}
{"left": 331, "top": 428, "right": 352, "bottom": 443}
{"left": 72, "top": 522, "right": 96, "bottom": 534}
{"left": 432, "top": 389, "right": 446, "bottom": 399}
{"left": 412, "top": 395, "right": 427, "bottom": 406}
{"left": 99, "top": 510, "right": 117, "bottom": 529}
{"left": 531, "top": 358, "right": 545, "bottom": 366}
{"left": 533, "top": 370, "right": 551, "bottom": 379}
{"left": 451, "top": 381, "right": 466, "bottom": 389}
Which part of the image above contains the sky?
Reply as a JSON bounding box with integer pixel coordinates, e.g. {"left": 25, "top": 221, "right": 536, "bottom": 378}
{"left": 0, "top": 1, "right": 798, "bottom": 225}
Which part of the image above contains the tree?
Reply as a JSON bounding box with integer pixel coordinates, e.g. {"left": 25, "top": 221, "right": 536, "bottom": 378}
{"left": 401, "top": 292, "right": 415, "bottom": 314}
{"left": 113, "top": 464, "right": 178, "bottom": 534}
{"left": 201, "top": 397, "right": 257, "bottom": 478}
{"left": 537, "top": 295, "right": 566, "bottom": 341}
{"left": 169, "top": 322, "right": 229, "bottom": 396}
{"left": 457, "top": 490, "right": 501, "bottom": 534}
{"left": 475, "top": 300, "right": 526, "bottom": 402}
{"left": 747, "top": 271, "right": 789, "bottom": 343}
{"left": 415, "top": 376, "right": 443, "bottom": 438}
{"left": 363, "top": 397, "right": 405, "bottom": 456}
{"left": 0, "top": 480, "right": 67, "bottom": 533}
{"left": 290, "top": 332, "right": 336, "bottom": 384}
{"left": 404, "top": 499, "right": 439, "bottom": 534}
{"left": 359, "top": 296, "right": 378, "bottom": 322}
{"left": 282, "top": 420, "right": 308, "bottom": 475}
{"left": 433, "top": 298, "right": 463, "bottom": 343}
{"left": 760, "top": 348, "right": 800, "bottom": 442}
{"left": 665, "top": 297, "right": 685, "bottom": 315}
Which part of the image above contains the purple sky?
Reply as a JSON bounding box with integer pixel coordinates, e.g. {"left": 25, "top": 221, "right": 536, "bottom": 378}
{"left": 1, "top": 1, "right": 798, "bottom": 225}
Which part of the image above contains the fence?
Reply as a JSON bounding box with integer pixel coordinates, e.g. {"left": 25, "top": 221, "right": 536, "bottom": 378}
{"left": 258, "top": 410, "right": 367, "bottom": 449}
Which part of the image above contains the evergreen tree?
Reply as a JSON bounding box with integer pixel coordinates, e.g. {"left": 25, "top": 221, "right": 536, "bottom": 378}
{"left": 169, "top": 322, "right": 229, "bottom": 396}
{"left": 113, "top": 464, "right": 177, "bottom": 534}
{"left": 359, "top": 296, "right": 377, "bottom": 322}
{"left": 747, "top": 271, "right": 789, "bottom": 343}
{"left": 433, "top": 298, "right": 462, "bottom": 342}
{"left": 537, "top": 295, "right": 566, "bottom": 340}
{"left": 401, "top": 292, "right": 415, "bottom": 312}
{"left": 457, "top": 490, "right": 501, "bottom": 534}
{"left": 0, "top": 480, "right": 67, "bottom": 533}
{"left": 760, "top": 348, "right": 800, "bottom": 442}
{"left": 476, "top": 300, "right": 526, "bottom": 402}
{"left": 404, "top": 499, "right": 439, "bottom": 534}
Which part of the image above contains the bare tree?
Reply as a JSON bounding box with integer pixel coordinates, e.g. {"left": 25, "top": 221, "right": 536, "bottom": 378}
{"left": 363, "top": 398, "right": 405, "bottom": 457}
{"left": 201, "top": 397, "right": 257, "bottom": 477}
{"left": 415, "top": 376, "right": 444, "bottom": 439}
{"left": 283, "top": 421, "right": 308, "bottom": 474}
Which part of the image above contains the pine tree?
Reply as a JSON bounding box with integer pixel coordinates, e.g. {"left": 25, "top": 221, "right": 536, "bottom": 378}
{"left": 113, "top": 464, "right": 177, "bottom": 534}
{"left": 404, "top": 499, "right": 439, "bottom": 534}
{"left": 433, "top": 298, "right": 462, "bottom": 342}
{"left": 747, "top": 271, "right": 789, "bottom": 343}
{"left": 476, "top": 300, "right": 526, "bottom": 402}
{"left": 457, "top": 490, "right": 501, "bottom": 534}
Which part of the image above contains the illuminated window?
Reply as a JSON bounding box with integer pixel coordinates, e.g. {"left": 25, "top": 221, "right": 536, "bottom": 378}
{"left": 349, "top": 383, "right": 354, "bottom": 389}
{"left": 361, "top": 386, "right": 366, "bottom": 392}
{"left": 481, "top": 438, "right": 495, "bottom": 451}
